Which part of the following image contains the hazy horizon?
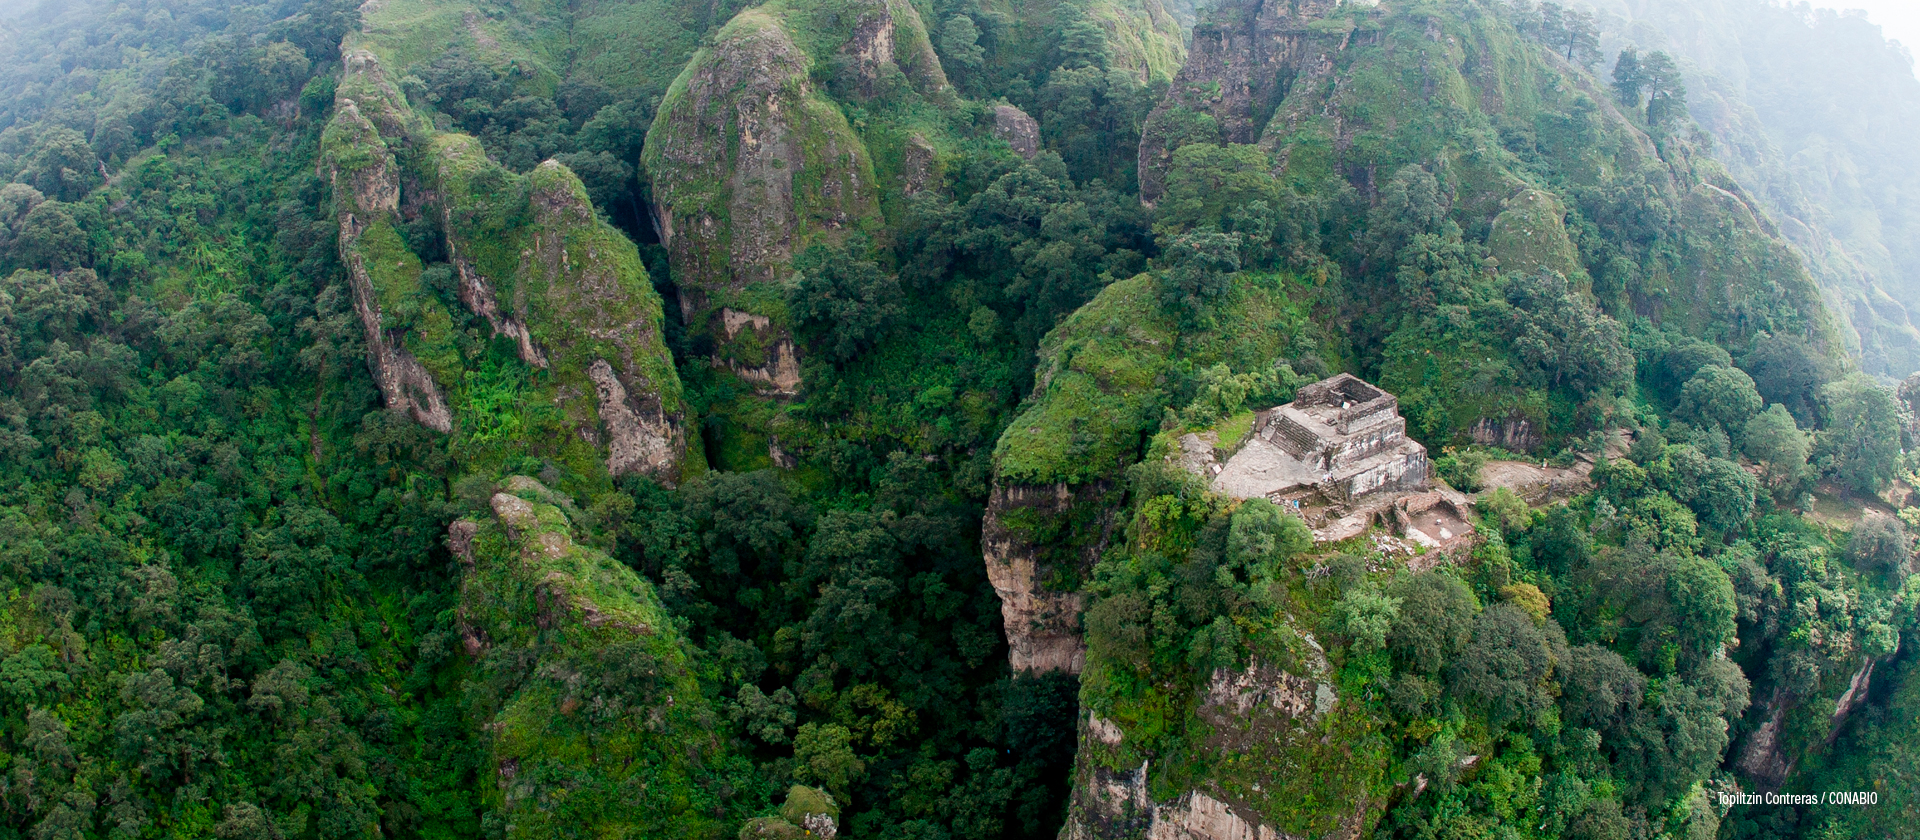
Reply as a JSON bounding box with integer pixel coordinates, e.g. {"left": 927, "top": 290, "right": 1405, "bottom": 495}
{"left": 1822, "top": 1, "right": 1920, "bottom": 60}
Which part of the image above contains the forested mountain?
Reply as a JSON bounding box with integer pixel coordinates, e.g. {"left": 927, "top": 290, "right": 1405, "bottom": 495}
{"left": 0, "top": 1, "right": 1913, "bottom": 839}
{"left": 1587, "top": 0, "right": 1920, "bottom": 379}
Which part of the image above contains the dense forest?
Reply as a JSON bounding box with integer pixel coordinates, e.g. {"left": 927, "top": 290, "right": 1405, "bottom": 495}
{"left": 1590, "top": 0, "right": 1920, "bottom": 379}
{"left": 0, "top": 1, "right": 1913, "bottom": 839}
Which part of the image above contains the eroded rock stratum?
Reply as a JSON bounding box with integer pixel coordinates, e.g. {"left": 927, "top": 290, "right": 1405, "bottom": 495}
{"left": 322, "top": 43, "right": 690, "bottom": 483}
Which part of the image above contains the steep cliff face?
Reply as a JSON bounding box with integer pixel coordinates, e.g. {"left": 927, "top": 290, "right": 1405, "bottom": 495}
{"left": 524, "top": 162, "right": 687, "bottom": 480}
{"left": 451, "top": 477, "right": 734, "bottom": 839}
{"left": 430, "top": 135, "right": 691, "bottom": 483}
{"left": 1737, "top": 644, "right": 1904, "bottom": 790}
{"left": 646, "top": 10, "right": 870, "bottom": 305}
{"left": 1066, "top": 655, "right": 1383, "bottom": 840}
{"left": 1143, "top": 0, "right": 1838, "bottom": 364}
{"left": 984, "top": 483, "right": 1109, "bottom": 674}
{"left": 988, "top": 274, "right": 1320, "bottom": 674}
{"left": 644, "top": 0, "right": 946, "bottom": 379}
{"left": 988, "top": 276, "right": 1178, "bottom": 674}
{"left": 323, "top": 49, "right": 454, "bottom": 433}
{"left": 320, "top": 24, "right": 692, "bottom": 483}
{"left": 975, "top": 0, "right": 1188, "bottom": 86}
{"left": 1137, "top": 0, "right": 1354, "bottom": 204}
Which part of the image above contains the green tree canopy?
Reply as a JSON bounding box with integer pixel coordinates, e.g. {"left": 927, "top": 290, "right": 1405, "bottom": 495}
{"left": 1676, "top": 365, "right": 1763, "bottom": 435}
{"left": 1818, "top": 374, "right": 1902, "bottom": 495}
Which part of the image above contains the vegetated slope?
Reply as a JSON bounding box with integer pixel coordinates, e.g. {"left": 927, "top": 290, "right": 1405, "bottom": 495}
{"left": 981, "top": 2, "right": 1909, "bottom": 839}
{"left": 643, "top": 0, "right": 944, "bottom": 402}
{"left": 1591, "top": 0, "right": 1920, "bottom": 378}
{"left": 0, "top": 1, "right": 1915, "bottom": 840}
{"left": 353, "top": 0, "right": 746, "bottom": 106}
{"left": 451, "top": 477, "right": 739, "bottom": 839}
{"left": 321, "top": 38, "right": 692, "bottom": 487}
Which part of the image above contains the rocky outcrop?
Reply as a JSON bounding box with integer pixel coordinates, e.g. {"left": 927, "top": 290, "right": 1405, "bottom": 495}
{"left": 992, "top": 105, "right": 1041, "bottom": 160}
{"left": 1487, "top": 189, "right": 1581, "bottom": 280}
{"left": 453, "top": 477, "right": 733, "bottom": 838}
{"left": 713, "top": 308, "right": 803, "bottom": 397}
{"left": 739, "top": 785, "right": 841, "bottom": 839}
{"left": 587, "top": 359, "right": 679, "bottom": 479}
{"left": 903, "top": 134, "right": 939, "bottom": 194}
{"left": 1468, "top": 415, "right": 1544, "bottom": 452}
{"left": 644, "top": 0, "right": 934, "bottom": 299}
{"left": 648, "top": 12, "right": 858, "bottom": 294}
{"left": 1738, "top": 647, "right": 1899, "bottom": 789}
{"left": 1065, "top": 654, "right": 1376, "bottom": 840}
{"left": 1137, "top": 0, "right": 1356, "bottom": 203}
{"left": 323, "top": 50, "right": 453, "bottom": 433}
{"left": 982, "top": 482, "right": 1120, "bottom": 674}
{"left": 422, "top": 133, "right": 690, "bottom": 482}
{"left": 835, "top": 0, "right": 950, "bottom": 98}
{"left": 321, "top": 37, "right": 690, "bottom": 480}
{"left": 523, "top": 160, "right": 688, "bottom": 481}
{"left": 644, "top": 0, "right": 954, "bottom": 397}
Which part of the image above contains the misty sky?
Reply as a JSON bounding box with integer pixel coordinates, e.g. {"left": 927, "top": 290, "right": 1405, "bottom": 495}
{"left": 1823, "top": 2, "right": 1920, "bottom": 55}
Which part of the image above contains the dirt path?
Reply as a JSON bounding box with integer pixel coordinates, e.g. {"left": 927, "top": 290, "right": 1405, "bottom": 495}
{"left": 1477, "top": 459, "right": 1594, "bottom": 505}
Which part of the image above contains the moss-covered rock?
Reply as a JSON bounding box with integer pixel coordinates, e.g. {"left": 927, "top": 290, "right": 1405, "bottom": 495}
{"left": 323, "top": 49, "right": 455, "bottom": 432}
{"left": 987, "top": 273, "right": 1322, "bottom": 675}
{"left": 430, "top": 134, "right": 692, "bottom": 483}
{"left": 643, "top": 4, "right": 902, "bottom": 332}
{"left": 452, "top": 477, "right": 737, "bottom": 839}
{"left": 1066, "top": 655, "right": 1387, "bottom": 840}
{"left": 321, "top": 26, "right": 694, "bottom": 485}
{"left": 1250, "top": 3, "right": 1839, "bottom": 353}
{"left": 1487, "top": 188, "right": 1580, "bottom": 281}
{"left": 975, "top": 0, "right": 1187, "bottom": 87}
{"left": 643, "top": 0, "right": 969, "bottom": 406}
{"left": 1137, "top": 0, "right": 1353, "bottom": 203}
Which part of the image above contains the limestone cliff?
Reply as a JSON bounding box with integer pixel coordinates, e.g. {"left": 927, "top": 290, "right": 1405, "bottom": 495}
{"left": 321, "top": 33, "right": 692, "bottom": 483}
{"left": 450, "top": 477, "right": 734, "bottom": 839}
{"left": 430, "top": 135, "right": 691, "bottom": 483}
{"left": 322, "top": 49, "right": 454, "bottom": 433}
{"left": 642, "top": 0, "right": 948, "bottom": 391}
{"left": 1136, "top": 0, "right": 1354, "bottom": 204}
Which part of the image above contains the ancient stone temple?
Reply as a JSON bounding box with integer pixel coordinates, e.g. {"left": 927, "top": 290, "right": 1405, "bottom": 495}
{"left": 1211, "top": 374, "right": 1430, "bottom": 503}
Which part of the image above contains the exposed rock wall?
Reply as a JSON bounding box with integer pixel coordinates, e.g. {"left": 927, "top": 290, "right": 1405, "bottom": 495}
{"left": 992, "top": 105, "right": 1042, "bottom": 160}
{"left": 643, "top": 0, "right": 950, "bottom": 396}
{"left": 1468, "top": 415, "right": 1544, "bottom": 452}
{"left": 644, "top": 1, "right": 926, "bottom": 296}
{"left": 323, "top": 41, "right": 689, "bottom": 481}
{"left": 430, "top": 134, "right": 690, "bottom": 483}
{"left": 647, "top": 12, "right": 841, "bottom": 293}
{"left": 451, "top": 478, "right": 733, "bottom": 838}
{"left": 323, "top": 50, "right": 453, "bottom": 433}
{"left": 1065, "top": 656, "right": 1377, "bottom": 840}
{"left": 982, "top": 482, "right": 1117, "bottom": 674}
{"left": 1738, "top": 648, "right": 1899, "bottom": 789}
{"left": 1137, "top": 0, "right": 1352, "bottom": 203}
{"left": 523, "top": 160, "right": 688, "bottom": 481}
